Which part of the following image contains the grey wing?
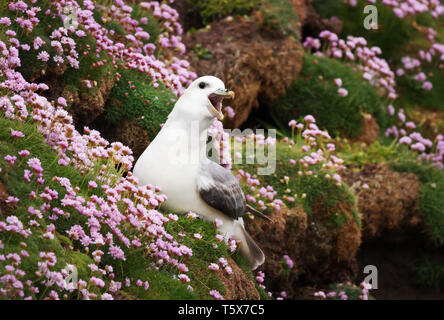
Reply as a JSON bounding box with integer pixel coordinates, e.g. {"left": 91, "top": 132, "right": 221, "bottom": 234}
{"left": 197, "top": 160, "right": 246, "bottom": 220}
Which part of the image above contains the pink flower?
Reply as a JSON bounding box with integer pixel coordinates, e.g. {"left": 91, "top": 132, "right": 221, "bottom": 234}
{"left": 11, "top": 129, "right": 24, "bottom": 139}
{"left": 57, "top": 97, "right": 67, "bottom": 107}
{"left": 194, "top": 233, "right": 202, "bottom": 240}
{"left": 283, "top": 255, "right": 294, "bottom": 269}
{"left": 422, "top": 81, "right": 433, "bottom": 91}
{"left": 338, "top": 88, "right": 348, "bottom": 97}
{"left": 399, "top": 136, "right": 412, "bottom": 145}
{"left": 332, "top": 174, "right": 342, "bottom": 184}
{"left": 411, "top": 142, "right": 426, "bottom": 152}
{"left": 5, "top": 196, "right": 19, "bottom": 204}
{"left": 178, "top": 274, "right": 190, "bottom": 283}
{"left": 18, "top": 150, "right": 30, "bottom": 157}
{"left": 101, "top": 293, "right": 114, "bottom": 300}
{"left": 5, "top": 155, "right": 17, "bottom": 166}
{"left": 37, "top": 51, "right": 50, "bottom": 62}
{"left": 214, "top": 218, "right": 223, "bottom": 228}
{"left": 208, "top": 263, "right": 219, "bottom": 271}
{"left": 314, "top": 291, "right": 326, "bottom": 299}
{"left": 88, "top": 181, "right": 98, "bottom": 189}
{"left": 209, "top": 289, "right": 224, "bottom": 300}
{"left": 333, "top": 78, "right": 342, "bottom": 87}
{"left": 304, "top": 115, "right": 316, "bottom": 123}
{"left": 405, "top": 122, "right": 416, "bottom": 129}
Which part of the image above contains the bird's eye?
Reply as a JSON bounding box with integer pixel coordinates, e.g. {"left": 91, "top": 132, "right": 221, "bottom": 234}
{"left": 199, "top": 82, "right": 206, "bottom": 89}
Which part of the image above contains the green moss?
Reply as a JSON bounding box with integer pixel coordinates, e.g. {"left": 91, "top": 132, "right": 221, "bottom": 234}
{"left": 61, "top": 34, "right": 116, "bottom": 97}
{"left": 391, "top": 161, "right": 444, "bottom": 246}
{"left": 322, "top": 282, "right": 375, "bottom": 300}
{"left": 258, "top": 0, "right": 300, "bottom": 39}
{"left": 186, "top": 0, "right": 299, "bottom": 38}
{"left": 411, "top": 253, "right": 444, "bottom": 291}
{"left": 312, "top": 0, "right": 423, "bottom": 61}
{"left": 187, "top": 0, "right": 257, "bottom": 24}
{"left": 1, "top": 1, "right": 62, "bottom": 79}
{"left": 312, "top": 0, "right": 444, "bottom": 112}
{"left": 233, "top": 141, "right": 361, "bottom": 227}
{"left": 0, "top": 116, "right": 258, "bottom": 299}
{"left": 337, "top": 138, "right": 416, "bottom": 169}
{"left": 271, "top": 54, "right": 387, "bottom": 139}
{"left": 65, "top": 251, "right": 94, "bottom": 280}
{"left": 163, "top": 216, "right": 228, "bottom": 298}
{"left": 105, "top": 68, "right": 176, "bottom": 140}
{"left": 396, "top": 65, "right": 444, "bottom": 112}
{"left": 131, "top": 4, "right": 162, "bottom": 45}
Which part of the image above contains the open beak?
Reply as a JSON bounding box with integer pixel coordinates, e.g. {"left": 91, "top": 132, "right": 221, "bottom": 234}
{"left": 208, "top": 88, "right": 235, "bottom": 121}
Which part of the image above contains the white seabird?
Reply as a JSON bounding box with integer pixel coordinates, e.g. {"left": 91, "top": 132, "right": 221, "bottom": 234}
{"left": 133, "top": 76, "right": 265, "bottom": 269}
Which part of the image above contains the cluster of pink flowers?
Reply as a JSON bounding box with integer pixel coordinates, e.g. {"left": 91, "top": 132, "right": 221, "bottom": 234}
{"left": 346, "top": 0, "right": 444, "bottom": 20}
{"left": 3, "top": 0, "right": 196, "bottom": 96}
{"left": 385, "top": 106, "right": 444, "bottom": 169}
{"left": 236, "top": 169, "right": 284, "bottom": 213}
{"left": 344, "top": 1, "right": 444, "bottom": 95}
{"left": 314, "top": 281, "right": 372, "bottom": 300}
{"left": 287, "top": 115, "right": 345, "bottom": 186}
{"left": 0, "top": 0, "right": 211, "bottom": 300}
{"left": 333, "top": 78, "right": 348, "bottom": 97}
{"left": 397, "top": 56, "right": 433, "bottom": 91}
{"left": 304, "top": 31, "right": 397, "bottom": 99}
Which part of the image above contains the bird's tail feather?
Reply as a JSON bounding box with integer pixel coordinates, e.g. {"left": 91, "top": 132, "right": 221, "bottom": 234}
{"left": 239, "top": 226, "right": 265, "bottom": 270}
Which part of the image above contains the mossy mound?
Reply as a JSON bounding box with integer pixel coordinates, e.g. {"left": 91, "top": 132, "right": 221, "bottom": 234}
{"left": 100, "top": 68, "right": 176, "bottom": 156}
{"left": 105, "top": 69, "right": 176, "bottom": 141}
{"left": 271, "top": 54, "right": 387, "bottom": 138}
{"left": 232, "top": 140, "right": 362, "bottom": 297}
{"left": 311, "top": 0, "right": 427, "bottom": 61}
{"left": 412, "top": 253, "right": 444, "bottom": 292}
{"left": 185, "top": 0, "right": 300, "bottom": 38}
{"left": 390, "top": 161, "right": 444, "bottom": 246}
{"left": 186, "top": 0, "right": 257, "bottom": 25}
{"left": 0, "top": 116, "right": 258, "bottom": 300}
{"left": 312, "top": 0, "right": 444, "bottom": 112}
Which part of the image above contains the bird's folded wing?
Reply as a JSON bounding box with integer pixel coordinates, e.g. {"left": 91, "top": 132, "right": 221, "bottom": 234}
{"left": 197, "top": 159, "right": 246, "bottom": 220}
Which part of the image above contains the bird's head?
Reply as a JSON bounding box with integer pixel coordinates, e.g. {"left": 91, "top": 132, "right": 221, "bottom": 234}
{"left": 172, "top": 76, "right": 234, "bottom": 124}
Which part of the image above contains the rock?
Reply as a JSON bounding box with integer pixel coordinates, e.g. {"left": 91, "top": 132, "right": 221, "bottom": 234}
{"left": 62, "top": 77, "right": 116, "bottom": 129}
{"left": 343, "top": 163, "right": 422, "bottom": 241}
{"left": 290, "top": 0, "right": 311, "bottom": 25}
{"left": 246, "top": 202, "right": 361, "bottom": 298}
{"left": 302, "top": 3, "right": 343, "bottom": 38}
{"left": 98, "top": 118, "right": 150, "bottom": 160}
{"left": 354, "top": 115, "right": 380, "bottom": 146}
{"left": 216, "top": 258, "right": 260, "bottom": 299}
{"left": 183, "top": 15, "right": 303, "bottom": 128}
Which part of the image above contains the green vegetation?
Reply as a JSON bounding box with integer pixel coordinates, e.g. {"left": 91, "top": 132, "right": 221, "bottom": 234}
{"left": 337, "top": 138, "right": 416, "bottom": 169}
{"left": 312, "top": 0, "right": 422, "bottom": 61}
{"left": 391, "top": 161, "right": 444, "bottom": 246}
{"left": 312, "top": 0, "right": 444, "bottom": 112}
{"left": 187, "top": 0, "right": 299, "bottom": 38}
{"left": 0, "top": 116, "right": 258, "bottom": 300}
{"left": 412, "top": 253, "right": 444, "bottom": 291}
{"left": 271, "top": 54, "right": 387, "bottom": 138}
{"left": 187, "top": 0, "right": 257, "bottom": 24}
{"left": 232, "top": 141, "right": 361, "bottom": 227}
{"left": 192, "top": 43, "right": 214, "bottom": 60}
{"left": 322, "top": 282, "right": 374, "bottom": 300}
{"left": 105, "top": 69, "right": 176, "bottom": 141}
{"left": 396, "top": 66, "right": 444, "bottom": 112}
{"left": 258, "top": 0, "right": 300, "bottom": 39}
